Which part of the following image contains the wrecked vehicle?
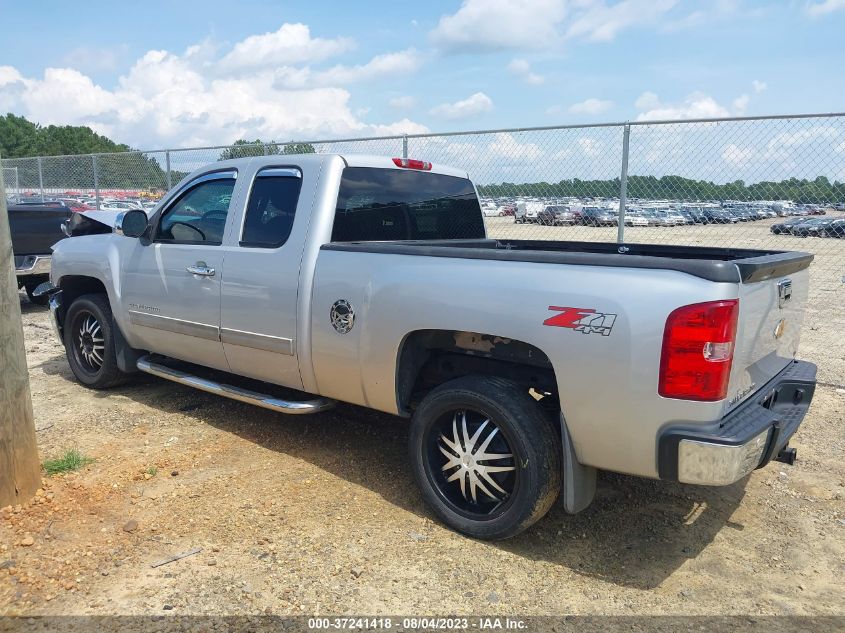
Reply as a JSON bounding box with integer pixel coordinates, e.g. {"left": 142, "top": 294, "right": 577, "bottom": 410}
{"left": 40, "top": 154, "right": 817, "bottom": 539}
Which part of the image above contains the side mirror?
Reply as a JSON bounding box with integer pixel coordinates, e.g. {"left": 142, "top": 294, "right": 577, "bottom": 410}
{"left": 115, "top": 209, "right": 148, "bottom": 238}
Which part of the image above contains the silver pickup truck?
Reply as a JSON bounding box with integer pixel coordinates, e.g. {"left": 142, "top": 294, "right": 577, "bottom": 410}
{"left": 41, "top": 154, "right": 817, "bottom": 539}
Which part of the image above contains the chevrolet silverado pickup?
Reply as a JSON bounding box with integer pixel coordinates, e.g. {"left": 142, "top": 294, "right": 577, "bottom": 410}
{"left": 40, "top": 154, "right": 817, "bottom": 539}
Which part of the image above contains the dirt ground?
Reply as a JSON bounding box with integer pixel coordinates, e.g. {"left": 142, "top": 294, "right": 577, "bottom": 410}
{"left": 2, "top": 220, "right": 844, "bottom": 617}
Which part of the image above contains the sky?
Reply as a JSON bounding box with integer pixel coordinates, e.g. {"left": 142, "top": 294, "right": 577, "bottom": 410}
{"left": 1, "top": 0, "right": 844, "bottom": 152}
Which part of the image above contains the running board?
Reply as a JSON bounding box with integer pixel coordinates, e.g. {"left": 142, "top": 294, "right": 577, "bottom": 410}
{"left": 136, "top": 356, "right": 335, "bottom": 415}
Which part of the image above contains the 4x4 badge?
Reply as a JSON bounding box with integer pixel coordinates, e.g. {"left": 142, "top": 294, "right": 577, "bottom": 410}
{"left": 543, "top": 306, "right": 617, "bottom": 336}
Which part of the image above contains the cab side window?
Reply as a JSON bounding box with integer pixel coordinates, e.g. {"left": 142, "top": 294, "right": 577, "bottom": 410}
{"left": 240, "top": 169, "right": 302, "bottom": 248}
{"left": 156, "top": 176, "right": 236, "bottom": 245}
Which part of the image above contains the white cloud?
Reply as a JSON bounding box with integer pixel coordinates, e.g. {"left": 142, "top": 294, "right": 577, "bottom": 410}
{"left": 61, "top": 45, "right": 129, "bottom": 73}
{"left": 430, "top": 92, "right": 493, "bottom": 120}
{"left": 218, "top": 23, "right": 354, "bottom": 72}
{"left": 635, "top": 91, "right": 730, "bottom": 121}
{"left": 388, "top": 95, "right": 416, "bottom": 109}
{"left": 0, "top": 33, "right": 426, "bottom": 148}
{"left": 314, "top": 50, "right": 421, "bottom": 85}
{"left": 733, "top": 94, "right": 750, "bottom": 114}
{"left": 430, "top": 0, "right": 567, "bottom": 53}
{"left": 805, "top": 0, "right": 845, "bottom": 17}
{"left": 722, "top": 143, "right": 754, "bottom": 166}
{"left": 488, "top": 133, "right": 542, "bottom": 160}
{"left": 635, "top": 91, "right": 661, "bottom": 110}
{"left": 752, "top": 79, "right": 767, "bottom": 94}
{"left": 577, "top": 137, "right": 601, "bottom": 157}
{"left": 506, "top": 59, "right": 544, "bottom": 85}
{"left": 565, "top": 0, "right": 677, "bottom": 42}
{"left": 430, "top": 0, "right": 680, "bottom": 52}
{"left": 569, "top": 98, "right": 613, "bottom": 115}
{"left": 369, "top": 118, "right": 430, "bottom": 136}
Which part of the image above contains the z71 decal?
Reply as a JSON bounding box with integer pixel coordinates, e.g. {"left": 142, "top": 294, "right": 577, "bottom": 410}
{"left": 543, "top": 306, "right": 617, "bottom": 336}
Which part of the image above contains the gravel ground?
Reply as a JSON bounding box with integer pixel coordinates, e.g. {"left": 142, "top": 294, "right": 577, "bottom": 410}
{"left": 1, "top": 221, "right": 844, "bottom": 617}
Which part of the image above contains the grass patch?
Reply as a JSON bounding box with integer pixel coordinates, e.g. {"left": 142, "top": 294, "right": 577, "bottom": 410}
{"left": 146, "top": 466, "right": 158, "bottom": 476}
{"left": 43, "top": 449, "right": 94, "bottom": 475}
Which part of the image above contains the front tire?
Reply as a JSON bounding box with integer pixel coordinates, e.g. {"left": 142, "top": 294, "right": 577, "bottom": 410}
{"left": 409, "top": 376, "right": 562, "bottom": 540}
{"left": 64, "top": 294, "right": 129, "bottom": 389}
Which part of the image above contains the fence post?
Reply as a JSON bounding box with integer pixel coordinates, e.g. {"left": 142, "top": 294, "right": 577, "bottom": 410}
{"left": 616, "top": 124, "right": 631, "bottom": 244}
{"left": 37, "top": 157, "right": 44, "bottom": 200}
{"left": 92, "top": 154, "right": 100, "bottom": 210}
{"left": 165, "top": 151, "right": 172, "bottom": 190}
{"left": 402, "top": 135, "right": 409, "bottom": 159}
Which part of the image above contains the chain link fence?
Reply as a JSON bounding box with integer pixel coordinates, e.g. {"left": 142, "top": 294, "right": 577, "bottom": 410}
{"left": 2, "top": 114, "right": 843, "bottom": 383}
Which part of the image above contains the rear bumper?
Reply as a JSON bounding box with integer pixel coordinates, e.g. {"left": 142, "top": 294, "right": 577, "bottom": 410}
{"left": 14, "top": 254, "right": 52, "bottom": 277}
{"left": 657, "top": 360, "right": 817, "bottom": 485}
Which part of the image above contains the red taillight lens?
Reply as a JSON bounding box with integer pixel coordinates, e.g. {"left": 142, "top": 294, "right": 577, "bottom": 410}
{"left": 659, "top": 300, "right": 739, "bottom": 402}
{"left": 392, "top": 157, "right": 432, "bottom": 170}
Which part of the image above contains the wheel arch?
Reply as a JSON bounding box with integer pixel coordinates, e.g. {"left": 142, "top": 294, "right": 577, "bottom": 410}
{"left": 395, "top": 328, "right": 559, "bottom": 417}
{"left": 57, "top": 275, "right": 143, "bottom": 373}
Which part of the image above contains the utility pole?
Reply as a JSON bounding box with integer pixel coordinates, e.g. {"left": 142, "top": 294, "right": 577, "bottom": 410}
{"left": 0, "top": 159, "right": 41, "bottom": 507}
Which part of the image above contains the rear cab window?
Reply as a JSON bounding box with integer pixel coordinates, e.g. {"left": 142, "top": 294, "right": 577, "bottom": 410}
{"left": 331, "top": 167, "right": 485, "bottom": 242}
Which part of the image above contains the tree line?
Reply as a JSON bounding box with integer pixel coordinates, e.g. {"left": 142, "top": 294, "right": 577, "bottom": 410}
{"left": 477, "top": 174, "right": 845, "bottom": 204}
{"left": 1, "top": 114, "right": 316, "bottom": 191}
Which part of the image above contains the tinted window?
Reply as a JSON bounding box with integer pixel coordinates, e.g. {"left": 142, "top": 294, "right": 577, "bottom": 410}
{"left": 157, "top": 177, "right": 235, "bottom": 244}
{"left": 332, "top": 167, "right": 484, "bottom": 242}
{"left": 241, "top": 170, "right": 302, "bottom": 248}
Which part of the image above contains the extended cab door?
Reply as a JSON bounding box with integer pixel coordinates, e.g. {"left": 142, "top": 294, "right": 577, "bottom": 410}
{"left": 219, "top": 166, "right": 311, "bottom": 389}
{"left": 121, "top": 170, "right": 238, "bottom": 371}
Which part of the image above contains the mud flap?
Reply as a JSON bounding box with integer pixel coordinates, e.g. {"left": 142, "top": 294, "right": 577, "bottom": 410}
{"left": 112, "top": 320, "right": 144, "bottom": 374}
{"left": 560, "top": 413, "right": 596, "bottom": 514}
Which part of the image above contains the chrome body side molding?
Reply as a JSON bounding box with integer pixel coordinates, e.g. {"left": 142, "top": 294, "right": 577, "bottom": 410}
{"left": 220, "top": 328, "right": 294, "bottom": 355}
{"left": 128, "top": 310, "right": 219, "bottom": 342}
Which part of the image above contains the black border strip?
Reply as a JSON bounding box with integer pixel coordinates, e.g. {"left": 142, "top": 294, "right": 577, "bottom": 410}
{"left": 321, "top": 239, "right": 812, "bottom": 284}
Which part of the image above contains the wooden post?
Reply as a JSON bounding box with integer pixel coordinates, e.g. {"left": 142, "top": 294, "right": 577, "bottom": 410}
{"left": 0, "top": 160, "right": 41, "bottom": 507}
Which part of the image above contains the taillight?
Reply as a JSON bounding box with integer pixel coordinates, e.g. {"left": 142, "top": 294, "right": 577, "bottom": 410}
{"left": 392, "top": 157, "right": 432, "bottom": 170}
{"left": 659, "top": 300, "right": 739, "bottom": 402}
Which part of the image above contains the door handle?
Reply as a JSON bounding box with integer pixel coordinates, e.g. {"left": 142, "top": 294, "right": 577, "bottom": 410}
{"left": 186, "top": 263, "right": 215, "bottom": 277}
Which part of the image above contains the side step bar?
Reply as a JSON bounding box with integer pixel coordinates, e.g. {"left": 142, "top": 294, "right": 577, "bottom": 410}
{"left": 136, "top": 355, "right": 335, "bottom": 415}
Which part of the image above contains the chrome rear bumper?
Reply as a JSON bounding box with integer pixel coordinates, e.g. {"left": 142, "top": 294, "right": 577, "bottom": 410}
{"left": 15, "top": 254, "right": 52, "bottom": 277}
{"left": 658, "top": 360, "right": 817, "bottom": 485}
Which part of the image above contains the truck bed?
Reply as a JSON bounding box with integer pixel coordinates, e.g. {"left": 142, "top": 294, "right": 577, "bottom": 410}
{"left": 323, "top": 239, "right": 813, "bottom": 283}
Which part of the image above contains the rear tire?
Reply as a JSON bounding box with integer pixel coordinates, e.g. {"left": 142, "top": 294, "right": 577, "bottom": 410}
{"left": 409, "top": 375, "right": 562, "bottom": 540}
{"left": 64, "top": 294, "right": 129, "bottom": 389}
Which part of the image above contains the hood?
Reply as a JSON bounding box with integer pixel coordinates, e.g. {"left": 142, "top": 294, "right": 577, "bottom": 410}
{"left": 63, "top": 211, "right": 117, "bottom": 236}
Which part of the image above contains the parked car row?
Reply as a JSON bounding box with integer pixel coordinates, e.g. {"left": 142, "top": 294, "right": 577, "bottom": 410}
{"left": 771, "top": 216, "right": 845, "bottom": 238}
{"left": 505, "top": 201, "right": 821, "bottom": 227}
{"left": 7, "top": 192, "right": 162, "bottom": 213}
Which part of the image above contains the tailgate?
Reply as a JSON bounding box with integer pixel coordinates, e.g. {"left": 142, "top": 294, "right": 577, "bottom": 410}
{"left": 9, "top": 208, "right": 69, "bottom": 255}
{"left": 727, "top": 260, "right": 811, "bottom": 412}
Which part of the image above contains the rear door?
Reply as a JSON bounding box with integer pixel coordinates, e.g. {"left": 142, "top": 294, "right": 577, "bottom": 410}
{"left": 219, "top": 166, "right": 312, "bottom": 389}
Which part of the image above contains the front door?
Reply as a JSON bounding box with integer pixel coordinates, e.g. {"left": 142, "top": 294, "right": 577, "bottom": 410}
{"left": 122, "top": 170, "right": 238, "bottom": 371}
